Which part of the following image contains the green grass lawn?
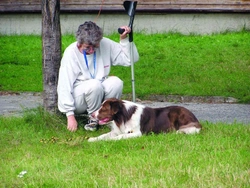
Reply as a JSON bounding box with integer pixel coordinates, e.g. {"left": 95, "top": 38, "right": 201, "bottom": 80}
{"left": 0, "top": 108, "right": 249, "bottom": 187}
{"left": 0, "top": 31, "right": 249, "bottom": 102}
{"left": 0, "top": 32, "right": 249, "bottom": 187}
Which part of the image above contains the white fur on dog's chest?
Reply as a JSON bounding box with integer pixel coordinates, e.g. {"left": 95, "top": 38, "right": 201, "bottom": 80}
{"left": 122, "top": 102, "right": 144, "bottom": 133}
{"left": 118, "top": 119, "right": 140, "bottom": 134}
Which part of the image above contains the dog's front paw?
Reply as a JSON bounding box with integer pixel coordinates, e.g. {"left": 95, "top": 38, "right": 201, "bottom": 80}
{"left": 88, "top": 137, "right": 98, "bottom": 142}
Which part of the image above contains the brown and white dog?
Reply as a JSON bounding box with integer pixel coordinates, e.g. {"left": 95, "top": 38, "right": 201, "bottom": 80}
{"left": 88, "top": 98, "right": 202, "bottom": 142}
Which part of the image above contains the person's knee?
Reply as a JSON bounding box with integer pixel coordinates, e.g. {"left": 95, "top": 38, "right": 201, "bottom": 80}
{"left": 87, "top": 79, "right": 104, "bottom": 93}
{"left": 103, "top": 76, "right": 123, "bottom": 99}
{"left": 109, "top": 76, "right": 123, "bottom": 91}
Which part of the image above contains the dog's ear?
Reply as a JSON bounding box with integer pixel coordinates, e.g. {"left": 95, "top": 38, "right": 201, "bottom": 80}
{"left": 110, "top": 100, "right": 121, "bottom": 115}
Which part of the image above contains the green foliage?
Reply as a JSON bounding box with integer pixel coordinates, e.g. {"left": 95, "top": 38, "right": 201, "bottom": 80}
{"left": 0, "top": 32, "right": 249, "bottom": 102}
{"left": 0, "top": 109, "right": 249, "bottom": 187}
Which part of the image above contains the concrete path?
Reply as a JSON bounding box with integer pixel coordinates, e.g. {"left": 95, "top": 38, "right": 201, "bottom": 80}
{"left": 0, "top": 92, "right": 249, "bottom": 124}
{"left": 0, "top": 93, "right": 42, "bottom": 116}
{"left": 140, "top": 101, "right": 250, "bottom": 124}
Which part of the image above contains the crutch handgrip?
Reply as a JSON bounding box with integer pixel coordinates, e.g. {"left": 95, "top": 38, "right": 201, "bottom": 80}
{"left": 118, "top": 28, "right": 125, "bottom": 34}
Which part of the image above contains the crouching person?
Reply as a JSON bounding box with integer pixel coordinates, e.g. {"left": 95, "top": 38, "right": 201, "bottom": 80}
{"left": 57, "top": 21, "right": 139, "bottom": 132}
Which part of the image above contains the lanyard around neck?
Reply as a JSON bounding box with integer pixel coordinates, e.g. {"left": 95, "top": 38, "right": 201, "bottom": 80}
{"left": 83, "top": 50, "right": 96, "bottom": 79}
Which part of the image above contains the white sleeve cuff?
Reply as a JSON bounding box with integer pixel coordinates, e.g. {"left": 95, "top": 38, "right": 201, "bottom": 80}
{"left": 120, "top": 37, "right": 129, "bottom": 45}
{"left": 66, "top": 111, "right": 74, "bottom": 117}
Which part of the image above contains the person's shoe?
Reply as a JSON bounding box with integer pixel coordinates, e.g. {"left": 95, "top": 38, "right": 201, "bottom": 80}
{"left": 84, "top": 117, "right": 98, "bottom": 131}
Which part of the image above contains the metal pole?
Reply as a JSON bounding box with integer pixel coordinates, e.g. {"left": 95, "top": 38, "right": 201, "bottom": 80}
{"left": 118, "top": 1, "right": 137, "bottom": 102}
{"left": 130, "top": 43, "right": 136, "bottom": 102}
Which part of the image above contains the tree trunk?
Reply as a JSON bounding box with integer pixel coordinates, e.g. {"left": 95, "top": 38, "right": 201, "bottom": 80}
{"left": 41, "top": 0, "right": 61, "bottom": 113}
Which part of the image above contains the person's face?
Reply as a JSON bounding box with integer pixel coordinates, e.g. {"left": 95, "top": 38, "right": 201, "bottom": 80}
{"left": 82, "top": 43, "right": 100, "bottom": 54}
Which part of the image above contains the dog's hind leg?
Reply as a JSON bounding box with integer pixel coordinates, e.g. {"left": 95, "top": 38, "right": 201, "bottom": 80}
{"left": 177, "top": 122, "right": 201, "bottom": 134}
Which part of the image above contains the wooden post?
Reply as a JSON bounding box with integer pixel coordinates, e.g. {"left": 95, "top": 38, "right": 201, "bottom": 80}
{"left": 41, "top": 0, "right": 61, "bottom": 112}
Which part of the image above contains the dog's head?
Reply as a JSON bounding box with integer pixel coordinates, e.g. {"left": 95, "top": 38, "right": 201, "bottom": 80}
{"left": 92, "top": 98, "right": 124, "bottom": 125}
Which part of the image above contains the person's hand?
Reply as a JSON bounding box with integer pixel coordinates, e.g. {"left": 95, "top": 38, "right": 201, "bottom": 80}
{"left": 67, "top": 115, "right": 78, "bottom": 132}
{"left": 119, "top": 26, "right": 131, "bottom": 40}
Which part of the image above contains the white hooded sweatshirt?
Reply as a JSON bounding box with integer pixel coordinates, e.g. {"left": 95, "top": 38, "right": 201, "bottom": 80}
{"left": 57, "top": 37, "right": 139, "bottom": 115}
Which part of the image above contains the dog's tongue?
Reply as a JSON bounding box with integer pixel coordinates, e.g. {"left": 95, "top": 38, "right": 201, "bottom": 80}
{"left": 99, "top": 117, "right": 110, "bottom": 125}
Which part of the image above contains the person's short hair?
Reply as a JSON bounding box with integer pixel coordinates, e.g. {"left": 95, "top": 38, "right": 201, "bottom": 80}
{"left": 76, "top": 21, "right": 103, "bottom": 46}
